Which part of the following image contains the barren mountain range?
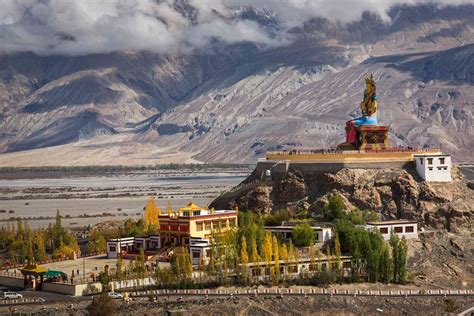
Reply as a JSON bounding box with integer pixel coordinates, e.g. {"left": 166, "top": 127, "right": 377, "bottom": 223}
{"left": 0, "top": 4, "right": 473, "bottom": 166}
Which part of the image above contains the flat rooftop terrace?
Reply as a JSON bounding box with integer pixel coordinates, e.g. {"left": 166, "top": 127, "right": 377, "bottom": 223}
{"left": 265, "top": 147, "right": 442, "bottom": 163}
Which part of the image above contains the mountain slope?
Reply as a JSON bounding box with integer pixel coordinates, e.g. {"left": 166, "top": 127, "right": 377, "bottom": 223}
{"left": 0, "top": 4, "right": 473, "bottom": 166}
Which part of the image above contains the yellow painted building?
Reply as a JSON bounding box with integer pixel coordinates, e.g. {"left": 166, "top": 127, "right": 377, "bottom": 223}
{"left": 158, "top": 202, "right": 238, "bottom": 247}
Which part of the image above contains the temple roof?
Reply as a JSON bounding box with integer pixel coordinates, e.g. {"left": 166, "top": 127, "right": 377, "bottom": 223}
{"left": 179, "top": 202, "right": 202, "bottom": 211}
{"left": 20, "top": 263, "right": 47, "bottom": 275}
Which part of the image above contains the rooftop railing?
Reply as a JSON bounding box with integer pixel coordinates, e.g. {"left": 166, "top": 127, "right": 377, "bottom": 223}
{"left": 266, "top": 147, "right": 441, "bottom": 156}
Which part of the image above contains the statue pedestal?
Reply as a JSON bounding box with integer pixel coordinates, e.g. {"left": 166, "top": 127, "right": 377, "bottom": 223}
{"left": 356, "top": 125, "right": 389, "bottom": 150}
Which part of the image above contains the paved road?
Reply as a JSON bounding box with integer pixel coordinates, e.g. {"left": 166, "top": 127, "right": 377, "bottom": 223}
{"left": 1, "top": 287, "right": 473, "bottom": 307}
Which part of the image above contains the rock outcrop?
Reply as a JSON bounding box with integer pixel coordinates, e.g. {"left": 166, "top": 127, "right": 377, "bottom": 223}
{"left": 212, "top": 166, "right": 473, "bottom": 232}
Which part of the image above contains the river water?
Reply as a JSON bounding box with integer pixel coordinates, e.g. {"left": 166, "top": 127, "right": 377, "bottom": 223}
{"left": 0, "top": 172, "right": 246, "bottom": 228}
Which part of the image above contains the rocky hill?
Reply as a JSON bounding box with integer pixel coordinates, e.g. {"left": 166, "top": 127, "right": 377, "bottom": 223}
{"left": 211, "top": 164, "right": 474, "bottom": 287}
{"left": 211, "top": 165, "right": 473, "bottom": 233}
{"left": 0, "top": 3, "right": 473, "bottom": 166}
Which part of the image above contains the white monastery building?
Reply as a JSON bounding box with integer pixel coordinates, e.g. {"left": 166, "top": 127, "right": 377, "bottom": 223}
{"left": 365, "top": 220, "right": 418, "bottom": 241}
{"left": 414, "top": 154, "right": 452, "bottom": 182}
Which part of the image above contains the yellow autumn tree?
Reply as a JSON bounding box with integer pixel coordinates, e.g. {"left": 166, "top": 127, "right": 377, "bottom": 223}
{"left": 280, "top": 243, "right": 288, "bottom": 277}
{"left": 263, "top": 233, "right": 273, "bottom": 264}
{"left": 272, "top": 235, "right": 280, "bottom": 280}
{"left": 144, "top": 196, "right": 159, "bottom": 227}
{"left": 240, "top": 236, "right": 249, "bottom": 282}
{"left": 251, "top": 238, "right": 259, "bottom": 263}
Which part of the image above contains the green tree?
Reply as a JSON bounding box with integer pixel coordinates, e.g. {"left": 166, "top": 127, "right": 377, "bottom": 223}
{"left": 398, "top": 237, "right": 408, "bottom": 284}
{"left": 324, "top": 194, "right": 345, "bottom": 221}
{"left": 292, "top": 224, "right": 315, "bottom": 247}
{"left": 379, "top": 243, "right": 392, "bottom": 283}
{"left": 390, "top": 231, "right": 400, "bottom": 282}
{"left": 34, "top": 231, "right": 47, "bottom": 262}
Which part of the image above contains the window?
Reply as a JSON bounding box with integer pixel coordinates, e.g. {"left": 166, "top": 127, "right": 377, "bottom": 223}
{"left": 264, "top": 267, "right": 271, "bottom": 275}
{"left": 252, "top": 268, "right": 261, "bottom": 276}
{"left": 192, "top": 251, "right": 201, "bottom": 259}
{"left": 439, "top": 158, "right": 445, "bottom": 164}
{"left": 437, "top": 167, "right": 443, "bottom": 170}
{"left": 321, "top": 263, "right": 327, "bottom": 271}
{"left": 205, "top": 221, "right": 211, "bottom": 231}
{"left": 221, "top": 219, "right": 228, "bottom": 228}
{"left": 309, "top": 264, "right": 317, "bottom": 271}
{"left": 196, "top": 222, "right": 203, "bottom": 231}
{"left": 109, "top": 245, "right": 116, "bottom": 252}
{"left": 183, "top": 211, "right": 189, "bottom": 217}
{"left": 379, "top": 227, "right": 388, "bottom": 234}
{"left": 288, "top": 265, "right": 298, "bottom": 273}
{"left": 427, "top": 158, "right": 433, "bottom": 165}
{"left": 343, "top": 261, "right": 351, "bottom": 268}
{"left": 394, "top": 226, "right": 403, "bottom": 233}
{"left": 405, "top": 226, "right": 414, "bottom": 233}
{"left": 212, "top": 220, "right": 220, "bottom": 228}
{"left": 420, "top": 158, "right": 423, "bottom": 165}
{"left": 193, "top": 211, "right": 200, "bottom": 216}
{"left": 428, "top": 167, "right": 433, "bottom": 171}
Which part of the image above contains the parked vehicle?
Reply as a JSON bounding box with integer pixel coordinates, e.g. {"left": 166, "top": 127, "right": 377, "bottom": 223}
{"left": 3, "top": 292, "right": 23, "bottom": 299}
{"left": 107, "top": 292, "right": 123, "bottom": 299}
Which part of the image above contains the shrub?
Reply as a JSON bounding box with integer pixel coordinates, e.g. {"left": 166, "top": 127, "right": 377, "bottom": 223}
{"left": 442, "top": 299, "right": 458, "bottom": 313}
{"left": 86, "top": 294, "right": 117, "bottom": 316}
{"left": 292, "top": 224, "right": 315, "bottom": 247}
{"left": 82, "top": 284, "right": 100, "bottom": 296}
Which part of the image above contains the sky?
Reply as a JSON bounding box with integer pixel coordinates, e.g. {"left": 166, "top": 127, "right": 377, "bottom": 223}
{"left": 0, "top": 0, "right": 471, "bottom": 55}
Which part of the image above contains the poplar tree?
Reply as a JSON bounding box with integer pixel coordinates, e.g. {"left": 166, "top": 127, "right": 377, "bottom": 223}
{"left": 334, "top": 234, "right": 342, "bottom": 279}
{"left": 280, "top": 244, "right": 288, "bottom": 277}
{"left": 240, "top": 236, "right": 249, "bottom": 282}
{"left": 326, "top": 245, "right": 332, "bottom": 271}
{"left": 34, "top": 232, "right": 47, "bottom": 262}
{"left": 398, "top": 237, "right": 408, "bottom": 284}
{"left": 272, "top": 235, "right": 280, "bottom": 279}
{"left": 184, "top": 248, "right": 193, "bottom": 279}
{"left": 310, "top": 245, "right": 316, "bottom": 273}
{"left": 316, "top": 248, "right": 323, "bottom": 272}
{"left": 379, "top": 243, "right": 392, "bottom": 283}
{"left": 251, "top": 238, "right": 259, "bottom": 264}
{"left": 263, "top": 233, "right": 273, "bottom": 264}
{"left": 390, "top": 231, "right": 400, "bottom": 282}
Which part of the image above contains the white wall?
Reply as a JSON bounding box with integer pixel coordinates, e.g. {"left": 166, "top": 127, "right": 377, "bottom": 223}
{"left": 415, "top": 155, "right": 452, "bottom": 182}
{"left": 367, "top": 223, "right": 418, "bottom": 241}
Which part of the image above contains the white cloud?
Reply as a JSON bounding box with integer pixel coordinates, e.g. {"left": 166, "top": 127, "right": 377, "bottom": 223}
{"left": 0, "top": 0, "right": 470, "bottom": 55}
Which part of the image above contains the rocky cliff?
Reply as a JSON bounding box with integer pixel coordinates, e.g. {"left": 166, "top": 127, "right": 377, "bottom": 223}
{"left": 211, "top": 165, "right": 473, "bottom": 233}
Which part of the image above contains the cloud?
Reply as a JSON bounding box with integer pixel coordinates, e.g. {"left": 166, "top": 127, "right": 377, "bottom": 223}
{"left": 0, "top": 0, "right": 470, "bottom": 56}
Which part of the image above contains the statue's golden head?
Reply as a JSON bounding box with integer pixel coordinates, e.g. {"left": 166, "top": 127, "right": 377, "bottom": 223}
{"left": 364, "top": 73, "right": 376, "bottom": 93}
